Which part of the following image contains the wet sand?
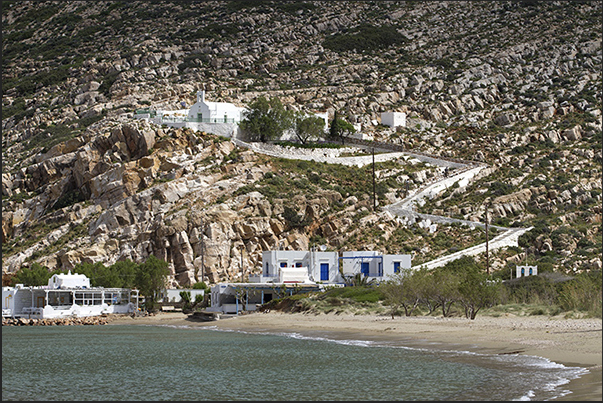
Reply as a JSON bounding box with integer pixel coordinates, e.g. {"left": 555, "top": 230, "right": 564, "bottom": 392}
{"left": 109, "top": 311, "right": 602, "bottom": 401}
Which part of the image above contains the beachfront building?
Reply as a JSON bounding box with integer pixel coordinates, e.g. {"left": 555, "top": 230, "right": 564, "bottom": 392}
{"left": 340, "top": 251, "right": 412, "bottom": 282}
{"left": 381, "top": 112, "right": 406, "bottom": 128}
{"left": 208, "top": 249, "right": 341, "bottom": 315}
{"left": 207, "top": 250, "right": 340, "bottom": 314}
{"left": 2, "top": 271, "right": 139, "bottom": 319}
{"left": 158, "top": 288, "right": 205, "bottom": 304}
{"left": 207, "top": 282, "right": 327, "bottom": 315}
{"left": 253, "top": 250, "right": 342, "bottom": 284}
{"left": 207, "top": 249, "right": 412, "bottom": 314}
{"left": 134, "top": 87, "right": 246, "bottom": 138}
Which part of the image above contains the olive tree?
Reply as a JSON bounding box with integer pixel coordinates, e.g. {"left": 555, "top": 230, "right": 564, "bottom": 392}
{"left": 240, "top": 96, "right": 294, "bottom": 142}
{"left": 414, "top": 268, "right": 441, "bottom": 314}
{"left": 443, "top": 255, "right": 500, "bottom": 320}
{"left": 457, "top": 269, "right": 501, "bottom": 320}
{"left": 430, "top": 268, "right": 460, "bottom": 317}
{"left": 293, "top": 112, "right": 326, "bottom": 144}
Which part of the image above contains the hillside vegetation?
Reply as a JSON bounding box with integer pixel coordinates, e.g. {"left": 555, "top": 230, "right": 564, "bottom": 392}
{"left": 2, "top": 1, "right": 601, "bottom": 288}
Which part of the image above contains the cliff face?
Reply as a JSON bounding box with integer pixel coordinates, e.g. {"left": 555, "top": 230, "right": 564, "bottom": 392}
{"left": 2, "top": 1, "right": 602, "bottom": 285}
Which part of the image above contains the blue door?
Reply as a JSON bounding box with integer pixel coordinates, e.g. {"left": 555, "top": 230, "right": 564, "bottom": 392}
{"left": 320, "top": 263, "right": 329, "bottom": 281}
{"left": 361, "top": 262, "right": 370, "bottom": 276}
{"left": 393, "top": 262, "right": 400, "bottom": 273}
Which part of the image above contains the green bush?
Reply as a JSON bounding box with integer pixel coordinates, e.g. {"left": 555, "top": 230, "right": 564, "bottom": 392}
{"left": 320, "top": 286, "right": 385, "bottom": 303}
{"left": 192, "top": 281, "right": 209, "bottom": 291}
{"left": 557, "top": 271, "right": 602, "bottom": 316}
{"left": 10, "top": 263, "right": 54, "bottom": 286}
{"left": 99, "top": 72, "right": 120, "bottom": 97}
{"left": 50, "top": 189, "right": 87, "bottom": 211}
{"left": 323, "top": 24, "right": 405, "bottom": 53}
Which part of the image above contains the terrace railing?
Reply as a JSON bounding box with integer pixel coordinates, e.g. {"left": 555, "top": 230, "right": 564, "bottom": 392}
{"left": 159, "top": 116, "right": 237, "bottom": 124}
{"left": 134, "top": 108, "right": 157, "bottom": 117}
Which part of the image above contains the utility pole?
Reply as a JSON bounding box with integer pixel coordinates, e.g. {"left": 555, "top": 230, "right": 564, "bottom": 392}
{"left": 485, "top": 202, "right": 490, "bottom": 276}
{"left": 372, "top": 147, "right": 376, "bottom": 212}
{"left": 240, "top": 247, "right": 244, "bottom": 281}
{"left": 200, "top": 216, "right": 205, "bottom": 282}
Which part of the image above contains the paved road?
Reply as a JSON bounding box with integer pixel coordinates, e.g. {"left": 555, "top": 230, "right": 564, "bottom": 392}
{"left": 233, "top": 138, "right": 531, "bottom": 269}
{"left": 413, "top": 226, "right": 532, "bottom": 270}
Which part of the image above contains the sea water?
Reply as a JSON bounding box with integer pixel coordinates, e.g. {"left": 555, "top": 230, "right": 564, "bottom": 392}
{"left": 2, "top": 324, "right": 588, "bottom": 401}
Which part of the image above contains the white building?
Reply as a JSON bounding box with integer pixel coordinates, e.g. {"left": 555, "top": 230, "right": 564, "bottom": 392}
{"left": 187, "top": 89, "right": 245, "bottom": 124}
{"left": 252, "top": 250, "right": 342, "bottom": 284}
{"left": 381, "top": 112, "right": 406, "bottom": 128}
{"left": 207, "top": 282, "right": 328, "bottom": 315}
{"left": 49, "top": 271, "right": 90, "bottom": 289}
{"left": 134, "top": 88, "right": 246, "bottom": 138}
{"left": 2, "top": 271, "right": 139, "bottom": 319}
{"left": 340, "top": 251, "right": 411, "bottom": 281}
{"left": 207, "top": 249, "right": 412, "bottom": 314}
{"left": 207, "top": 249, "right": 341, "bottom": 314}
{"left": 516, "top": 265, "right": 538, "bottom": 278}
{"left": 159, "top": 288, "right": 205, "bottom": 304}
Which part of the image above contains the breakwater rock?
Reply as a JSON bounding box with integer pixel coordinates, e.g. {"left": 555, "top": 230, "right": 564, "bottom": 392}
{"left": 2, "top": 315, "right": 113, "bottom": 326}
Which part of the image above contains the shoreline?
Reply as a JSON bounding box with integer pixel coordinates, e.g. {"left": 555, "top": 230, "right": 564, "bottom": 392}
{"left": 108, "top": 311, "right": 602, "bottom": 401}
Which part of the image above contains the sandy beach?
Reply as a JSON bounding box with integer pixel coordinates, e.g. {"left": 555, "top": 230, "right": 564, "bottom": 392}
{"left": 109, "top": 311, "right": 602, "bottom": 401}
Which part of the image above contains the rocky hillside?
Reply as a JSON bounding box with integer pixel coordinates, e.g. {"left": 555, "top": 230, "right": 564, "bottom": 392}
{"left": 2, "top": 1, "right": 601, "bottom": 286}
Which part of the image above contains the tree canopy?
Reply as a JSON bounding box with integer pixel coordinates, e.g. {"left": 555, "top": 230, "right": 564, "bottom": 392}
{"left": 239, "top": 96, "right": 294, "bottom": 142}
{"left": 9, "top": 263, "right": 52, "bottom": 287}
{"left": 135, "top": 255, "right": 170, "bottom": 311}
{"left": 293, "top": 112, "right": 326, "bottom": 144}
{"left": 328, "top": 111, "right": 356, "bottom": 144}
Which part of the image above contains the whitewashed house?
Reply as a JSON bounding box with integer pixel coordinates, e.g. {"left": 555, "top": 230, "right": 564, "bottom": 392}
{"left": 340, "top": 251, "right": 411, "bottom": 282}
{"left": 207, "top": 248, "right": 341, "bottom": 315}
{"left": 252, "top": 250, "right": 342, "bottom": 284}
{"left": 2, "top": 271, "right": 139, "bottom": 319}
{"left": 207, "top": 249, "right": 412, "bottom": 314}
{"left": 49, "top": 271, "right": 90, "bottom": 289}
{"left": 381, "top": 112, "right": 406, "bottom": 128}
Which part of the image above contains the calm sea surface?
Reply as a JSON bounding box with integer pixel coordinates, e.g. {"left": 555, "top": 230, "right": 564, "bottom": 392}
{"left": 2, "top": 323, "right": 588, "bottom": 401}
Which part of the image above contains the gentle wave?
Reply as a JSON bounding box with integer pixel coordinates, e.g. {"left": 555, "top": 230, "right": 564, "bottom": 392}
{"left": 129, "top": 322, "right": 589, "bottom": 401}
{"left": 206, "top": 324, "right": 589, "bottom": 401}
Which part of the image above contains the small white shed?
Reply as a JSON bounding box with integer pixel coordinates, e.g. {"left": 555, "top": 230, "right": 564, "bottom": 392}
{"left": 381, "top": 112, "right": 406, "bottom": 128}
{"left": 516, "top": 265, "right": 538, "bottom": 278}
{"left": 48, "top": 271, "right": 90, "bottom": 289}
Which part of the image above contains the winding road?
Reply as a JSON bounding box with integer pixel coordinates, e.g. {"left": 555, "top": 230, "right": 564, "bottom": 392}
{"left": 232, "top": 137, "right": 532, "bottom": 270}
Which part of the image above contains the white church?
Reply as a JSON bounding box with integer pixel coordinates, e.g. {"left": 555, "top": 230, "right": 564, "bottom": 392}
{"left": 134, "top": 87, "right": 247, "bottom": 138}
{"left": 134, "top": 87, "right": 329, "bottom": 140}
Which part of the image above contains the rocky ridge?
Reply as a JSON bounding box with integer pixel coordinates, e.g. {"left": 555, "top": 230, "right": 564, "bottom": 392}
{"left": 2, "top": 1, "right": 601, "bottom": 285}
